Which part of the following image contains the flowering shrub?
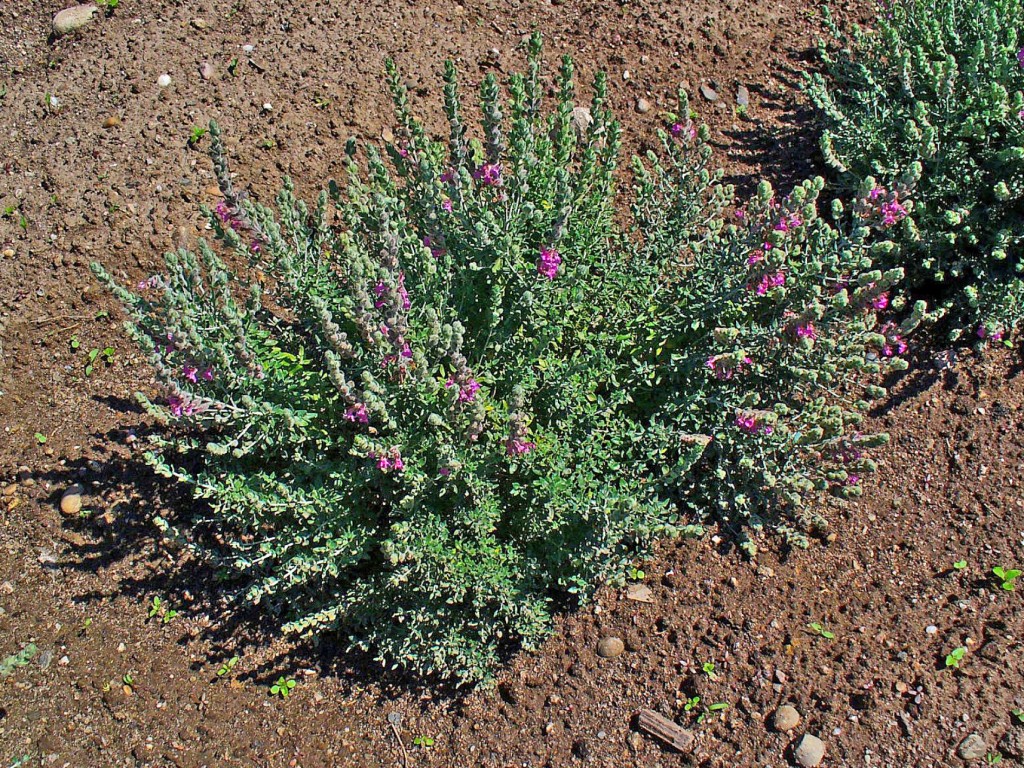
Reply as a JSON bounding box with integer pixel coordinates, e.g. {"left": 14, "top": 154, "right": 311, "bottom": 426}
{"left": 806, "top": 0, "right": 1024, "bottom": 338}
{"left": 625, "top": 104, "right": 922, "bottom": 550}
{"left": 94, "top": 41, "right": 915, "bottom": 682}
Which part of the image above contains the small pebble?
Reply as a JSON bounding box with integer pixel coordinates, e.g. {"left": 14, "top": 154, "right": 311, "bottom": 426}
{"left": 60, "top": 484, "right": 84, "bottom": 516}
{"left": 772, "top": 705, "right": 801, "bottom": 732}
{"left": 958, "top": 733, "right": 988, "bottom": 761}
{"left": 199, "top": 62, "right": 215, "bottom": 81}
{"left": 635, "top": 98, "right": 651, "bottom": 114}
{"left": 596, "top": 636, "right": 624, "bottom": 658}
{"left": 157, "top": 74, "right": 172, "bottom": 88}
{"left": 926, "top": 625, "right": 938, "bottom": 635}
{"left": 52, "top": 5, "right": 97, "bottom": 36}
{"left": 242, "top": 44, "right": 255, "bottom": 54}
{"left": 794, "top": 734, "right": 826, "bottom": 767}
{"left": 102, "top": 115, "right": 120, "bottom": 129}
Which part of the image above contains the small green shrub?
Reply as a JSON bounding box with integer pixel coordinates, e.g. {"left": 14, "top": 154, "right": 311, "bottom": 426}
{"left": 806, "top": 0, "right": 1024, "bottom": 338}
{"left": 94, "top": 39, "right": 913, "bottom": 683}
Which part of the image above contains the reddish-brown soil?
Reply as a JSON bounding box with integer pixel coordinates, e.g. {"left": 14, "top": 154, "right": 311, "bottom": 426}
{"left": 2, "top": 2, "right": 1023, "bottom": 767}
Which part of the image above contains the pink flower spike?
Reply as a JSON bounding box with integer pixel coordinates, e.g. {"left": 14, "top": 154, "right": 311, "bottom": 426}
{"left": 182, "top": 364, "right": 198, "bottom": 383}
{"left": 441, "top": 198, "right": 453, "bottom": 212}
{"left": 1018, "top": 48, "right": 1024, "bottom": 68}
{"left": 344, "top": 403, "right": 369, "bottom": 424}
{"left": 439, "top": 466, "right": 451, "bottom": 477}
{"left": 201, "top": 368, "right": 214, "bottom": 381}
{"left": 871, "top": 293, "right": 889, "bottom": 310}
{"left": 868, "top": 186, "right": 884, "bottom": 201}
{"left": 458, "top": 379, "right": 481, "bottom": 403}
{"left": 537, "top": 246, "right": 562, "bottom": 280}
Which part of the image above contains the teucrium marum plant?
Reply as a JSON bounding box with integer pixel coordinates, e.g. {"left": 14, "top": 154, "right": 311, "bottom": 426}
{"left": 94, "top": 37, "right": 914, "bottom": 683}
{"left": 806, "top": 0, "right": 1024, "bottom": 339}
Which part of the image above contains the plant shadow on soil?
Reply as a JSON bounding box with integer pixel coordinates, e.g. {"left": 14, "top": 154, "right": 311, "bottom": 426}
{"left": 42, "top": 396, "right": 521, "bottom": 703}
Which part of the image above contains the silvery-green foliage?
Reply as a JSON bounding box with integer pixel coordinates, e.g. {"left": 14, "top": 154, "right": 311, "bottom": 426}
{"left": 806, "top": 0, "right": 1024, "bottom": 339}
{"left": 95, "top": 39, "right": 913, "bottom": 683}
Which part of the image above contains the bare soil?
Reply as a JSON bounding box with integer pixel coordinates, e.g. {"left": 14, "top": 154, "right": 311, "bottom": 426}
{"left": 2, "top": 2, "right": 1023, "bottom": 767}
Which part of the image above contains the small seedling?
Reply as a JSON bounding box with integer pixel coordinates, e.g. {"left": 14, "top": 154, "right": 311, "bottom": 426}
{"left": 216, "top": 655, "right": 240, "bottom": 677}
{"left": 270, "top": 676, "right": 296, "bottom": 698}
{"left": 258, "top": 138, "right": 277, "bottom": 150}
{"left": 701, "top": 661, "right": 719, "bottom": 681}
{"left": 953, "top": 559, "right": 968, "bottom": 571}
{"left": 683, "top": 695, "right": 700, "bottom": 713}
{"left": 96, "top": 0, "right": 119, "bottom": 10}
{"left": 148, "top": 596, "right": 179, "bottom": 623}
{"left": 627, "top": 566, "right": 646, "bottom": 582}
{"left": 412, "top": 736, "right": 435, "bottom": 748}
{"left": 986, "top": 752, "right": 1002, "bottom": 765}
{"left": 84, "top": 346, "right": 115, "bottom": 376}
{"left": 0, "top": 644, "right": 38, "bottom": 678}
{"left": 314, "top": 96, "right": 332, "bottom": 109}
{"left": 807, "top": 622, "right": 835, "bottom": 640}
{"left": 70, "top": 336, "right": 81, "bottom": 351}
{"left": 227, "top": 58, "right": 240, "bottom": 76}
{"left": 188, "top": 126, "right": 208, "bottom": 146}
{"left": 1011, "top": 709, "right": 1024, "bottom": 724}
{"left": 122, "top": 673, "right": 135, "bottom": 689}
{"left": 945, "top": 646, "right": 967, "bottom": 669}
{"left": 697, "top": 701, "right": 729, "bottom": 724}
{"left": 992, "top": 566, "right": 1021, "bottom": 591}
{"left": 34, "top": 433, "right": 47, "bottom": 445}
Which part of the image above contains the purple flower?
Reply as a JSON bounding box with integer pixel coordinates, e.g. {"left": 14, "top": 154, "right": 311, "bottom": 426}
{"left": 846, "top": 475, "right": 860, "bottom": 486}
{"left": 374, "top": 447, "right": 404, "bottom": 473}
{"left": 441, "top": 198, "right": 453, "bottom": 213}
{"left": 167, "top": 395, "right": 196, "bottom": 418}
{"left": 880, "top": 199, "right": 907, "bottom": 227}
{"left": 458, "top": 378, "right": 480, "bottom": 403}
{"left": 871, "top": 293, "right": 889, "bottom": 311}
{"left": 879, "top": 322, "right": 908, "bottom": 356}
{"left": 201, "top": 367, "right": 214, "bottom": 381}
{"left": 440, "top": 168, "right": 456, "bottom": 184}
{"left": 182, "top": 364, "right": 198, "bottom": 383}
{"left": 735, "top": 413, "right": 758, "bottom": 433}
{"left": 670, "top": 122, "right": 697, "bottom": 141}
{"left": 795, "top": 322, "right": 817, "bottom": 340}
{"left": 751, "top": 271, "right": 786, "bottom": 295}
{"left": 868, "top": 186, "right": 884, "bottom": 201}
{"left": 344, "top": 403, "right": 369, "bottom": 424}
{"left": 506, "top": 438, "right": 536, "bottom": 456}
{"left": 977, "top": 325, "right": 1005, "bottom": 342}
{"left": 537, "top": 246, "right": 562, "bottom": 279}
{"left": 705, "top": 354, "right": 752, "bottom": 380}
{"left": 473, "top": 163, "right": 502, "bottom": 187}
{"left": 1018, "top": 48, "right": 1024, "bottom": 68}
{"left": 439, "top": 466, "right": 451, "bottom": 477}
{"left": 214, "top": 200, "right": 232, "bottom": 223}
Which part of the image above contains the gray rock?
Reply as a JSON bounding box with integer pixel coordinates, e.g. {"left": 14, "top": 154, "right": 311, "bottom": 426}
{"left": 570, "top": 107, "right": 593, "bottom": 140}
{"left": 700, "top": 83, "right": 719, "bottom": 103}
{"left": 52, "top": 5, "right": 97, "bottom": 36}
{"left": 596, "top": 636, "right": 624, "bottom": 658}
{"left": 794, "top": 734, "right": 826, "bottom": 767}
{"left": 773, "top": 705, "right": 801, "bottom": 732}
{"left": 958, "top": 733, "right": 988, "bottom": 761}
{"left": 635, "top": 98, "right": 651, "bottom": 114}
{"left": 199, "top": 61, "right": 215, "bottom": 81}
{"left": 736, "top": 85, "right": 750, "bottom": 107}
